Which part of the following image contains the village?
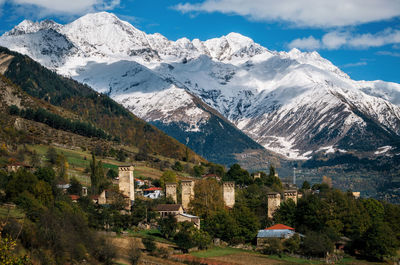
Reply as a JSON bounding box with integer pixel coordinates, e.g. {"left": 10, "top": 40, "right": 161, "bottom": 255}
{"left": 2, "top": 145, "right": 390, "bottom": 265}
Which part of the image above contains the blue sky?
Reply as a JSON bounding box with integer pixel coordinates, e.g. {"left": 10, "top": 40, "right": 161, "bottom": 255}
{"left": 1, "top": 0, "right": 400, "bottom": 83}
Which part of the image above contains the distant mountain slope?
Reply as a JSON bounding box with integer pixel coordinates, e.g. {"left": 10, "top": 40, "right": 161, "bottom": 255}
{"left": 1, "top": 12, "right": 400, "bottom": 166}
{"left": 0, "top": 46, "right": 203, "bottom": 162}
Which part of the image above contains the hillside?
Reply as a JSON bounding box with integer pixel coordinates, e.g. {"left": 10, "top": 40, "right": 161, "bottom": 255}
{"left": 0, "top": 46, "right": 203, "bottom": 163}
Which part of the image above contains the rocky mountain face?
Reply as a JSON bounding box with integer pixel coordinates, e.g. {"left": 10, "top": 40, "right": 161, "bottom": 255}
{"left": 1, "top": 12, "right": 400, "bottom": 170}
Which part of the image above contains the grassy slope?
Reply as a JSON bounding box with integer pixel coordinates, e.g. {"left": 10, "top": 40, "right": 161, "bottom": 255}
{"left": 0, "top": 46, "right": 203, "bottom": 162}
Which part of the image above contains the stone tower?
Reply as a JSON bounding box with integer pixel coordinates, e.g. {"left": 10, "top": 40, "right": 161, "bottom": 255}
{"left": 118, "top": 165, "right": 135, "bottom": 202}
{"left": 165, "top": 183, "right": 177, "bottom": 203}
{"left": 284, "top": 190, "right": 298, "bottom": 204}
{"left": 181, "top": 180, "right": 194, "bottom": 210}
{"left": 223, "top": 182, "right": 235, "bottom": 208}
{"left": 267, "top": 192, "right": 281, "bottom": 218}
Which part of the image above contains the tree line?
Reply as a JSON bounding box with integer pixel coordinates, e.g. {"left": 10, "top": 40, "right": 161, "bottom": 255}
{"left": 9, "top": 105, "right": 112, "bottom": 140}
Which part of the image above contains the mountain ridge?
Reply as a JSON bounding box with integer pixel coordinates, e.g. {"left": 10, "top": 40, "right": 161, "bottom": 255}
{"left": 1, "top": 12, "right": 400, "bottom": 165}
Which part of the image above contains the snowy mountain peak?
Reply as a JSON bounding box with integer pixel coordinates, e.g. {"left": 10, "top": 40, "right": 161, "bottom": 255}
{"left": 4, "top": 19, "right": 61, "bottom": 36}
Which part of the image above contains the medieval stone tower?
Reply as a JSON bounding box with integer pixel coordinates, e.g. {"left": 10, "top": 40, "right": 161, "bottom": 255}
{"left": 283, "top": 190, "right": 298, "bottom": 204}
{"left": 165, "top": 183, "right": 177, "bottom": 203}
{"left": 181, "top": 180, "right": 194, "bottom": 210}
{"left": 118, "top": 165, "right": 135, "bottom": 202}
{"left": 267, "top": 192, "right": 281, "bottom": 218}
{"left": 223, "top": 182, "right": 235, "bottom": 208}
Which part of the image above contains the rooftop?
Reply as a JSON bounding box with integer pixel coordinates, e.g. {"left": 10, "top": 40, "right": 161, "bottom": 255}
{"left": 257, "top": 229, "right": 296, "bottom": 238}
{"left": 265, "top": 224, "right": 294, "bottom": 230}
{"left": 155, "top": 204, "right": 183, "bottom": 212}
{"left": 143, "top": 187, "right": 162, "bottom": 191}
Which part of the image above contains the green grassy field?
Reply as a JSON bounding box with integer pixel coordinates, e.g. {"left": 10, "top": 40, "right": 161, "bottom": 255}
{"left": 268, "top": 254, "right": 322, "bottom": 264}
{"left": 0, "top": 205, "right": 25, "bottom": 219}
{"left": 191, "top": 247, "right": 250, "bottom": 258}
{"left": 128, "top": 229, "right": 174, "bottom": 244}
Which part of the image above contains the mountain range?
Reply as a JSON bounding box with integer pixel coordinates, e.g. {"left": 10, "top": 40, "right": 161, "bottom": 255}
{"left": 1, "top": 12, "right": 400, "bottom": 194}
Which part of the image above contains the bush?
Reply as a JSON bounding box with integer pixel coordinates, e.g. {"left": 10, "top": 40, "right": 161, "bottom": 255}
{"left": 93, "top": 237, "right": 116, "bottom": 265}
{"left": 153, "top": 247, "right": 170, "bottom": 258}
{"left": 128, "top": 241, "right": 142, "bottom": 265}
{"left": 142, "top": 237, "right": 156, "bottom": 253}
{"left": 262, "top": 238, "right": 283, "bottom": 256}
{"left": 301, "top": 231, "right": 333, "bottom": 257}
{"left": 283, "top": 234, "right": 300, "bottom": 254}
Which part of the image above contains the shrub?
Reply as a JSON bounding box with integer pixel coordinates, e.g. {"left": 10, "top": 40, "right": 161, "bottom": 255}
{"left": 128, "top": 241, "right": 142, "bottom": 265}
{"left": 262, "top": 238, "right": 283, "bottom": 256}
{"left": 142, "top": 237, "right": 156, "bottom": 253}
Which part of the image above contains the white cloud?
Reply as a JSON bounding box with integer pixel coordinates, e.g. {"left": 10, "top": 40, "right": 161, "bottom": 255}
{"left": 342, "top": 61, "right": 367, "bottom": 68}
{"left": 174, "top": 0, "right": 400, "bottom": 28}
{"left": 288, "top": 28, "right": 400, "bottom": 50}
{"left": 3, "top": 0, "right": 120, "bottom": 15}
{"left": 287, "top": 36, "right": 321, "bottom": 51}
{"left": 377, "top": 51, "right": 400, "bottom": 57}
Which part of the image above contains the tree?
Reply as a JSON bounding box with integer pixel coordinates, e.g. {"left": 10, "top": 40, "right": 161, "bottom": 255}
{"left": 189, "top": 178, "right": 224, "bottom": 217}
{"left": 33, "top": 180, "right": 53, "bottom": 206}
{"left": 207, "top": 163, "right": 225, "bottom": 178}
{"left": 225, "top": 164, "right": 252, "bottom": 185}
{"left": 34, "top": 167, "right": 56, "bottom": 184}
{"left": 128, "top": 241, "right": 141, "bottom": 265}
{"left": 284, "top": 233, "right": 301, "bottom": 254}
{"left": 67, "top": 177, "right": 83, "bottom": 195}
{"left": 160, "top": 170, "right": 176, "bottom": 189}
{"left": 322, "top": 176, "right": 332, "bottom": 188}
{"left": 174, "top": 221, "right": 211, "bottom": 252}
{"left": 0, "top": 231, "right": 32, "bottom": 264}
{"left": 301, "top": 181, "right": 311, "bottom": 190}
{"left": 302, "top": 231, "right": 333, "bottom": 257}
{"left": 89, "top": 153, "right": 110, "bottom": 195}
{"left": 46, "top": 147, "right": 58, "bottom": 165}
{"left": 106, "top": 168, "right": 118, "bottom": 179}
{"left": 231, "top": 205, "right": 260, "bottom": 242}
{"left": 359, "top": 222, "right": 398, "bottom": 261}
{"left": 172, "top": 161, "right": 183, "bottom": 172}
{"left": 117, "top": 149, "right": 127, "bottom": 162}
{"left": 193, "top": 165, "right": 205, "bottom": 177}
{"left": 203, "top": 210, "right": 238, "bottom": 243}
{"left": 30, "top": 150, "right": 41, "bottom": 168}
{"left": 264, "top": 165, "right": 282, "bottom": 189}
{"left": 159, "top": 215, "right": 177, "bottom": 239}
{"left": 262, "top": 238, "right": 283, "bottom": 256}
{"left": 56, "top": 153, "right": 69, "bottom": 181}
{"left": 273, "top": 199, "right": 296, "bottom": 227}
{"left": 142, "top": 237, "right": 156, "bottom": 253}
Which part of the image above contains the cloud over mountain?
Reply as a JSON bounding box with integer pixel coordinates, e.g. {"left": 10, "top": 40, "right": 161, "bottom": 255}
{"left": 174, "top": 0, "right": 400, "bottom": 28}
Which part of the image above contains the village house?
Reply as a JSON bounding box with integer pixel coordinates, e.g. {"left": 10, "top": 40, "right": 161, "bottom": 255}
{"left": 135, "top": 178, "right": 145, "bottom": 187}
{"left": 97, "top": 189, "right": 131, "bottom": 209}
{"left": 257, "top": 224, "right": 299, "bottom": 246}
{"left": 176, "top": 213, "right": 201, "bottom": 229}
{"left": 155, "top": 204, "right": 184, "bottom": 217}
{"left": 6, "top": 161, "right": 33, "bottom": 172}
{"left": 143, "top": 187, "right": 163, "bottom": 199}
{"left": 68, "top": 194, "right": 80, "bottom": 202}
{"left": 155, "top": 204, "right": 201, "bottom": 229}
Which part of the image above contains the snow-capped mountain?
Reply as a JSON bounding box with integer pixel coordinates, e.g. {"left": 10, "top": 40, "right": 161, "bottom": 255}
{"left": 2, "top": 11, "right": 400, "bottom": 164}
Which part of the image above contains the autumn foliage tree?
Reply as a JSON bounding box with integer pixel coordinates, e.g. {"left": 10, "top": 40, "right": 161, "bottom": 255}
{"left": 189, "top": 178, "right": 224, "bottom": 217}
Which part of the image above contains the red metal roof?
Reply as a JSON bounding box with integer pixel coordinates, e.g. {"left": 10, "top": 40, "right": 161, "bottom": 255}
{"left": 265, "top": 224, "right": 294, "bottom": 230}
{"left": 69, "top": 195, "right": 80, "bottom": 200}
{"left": 143, "top": 187, "right": 162, "bottom": 191}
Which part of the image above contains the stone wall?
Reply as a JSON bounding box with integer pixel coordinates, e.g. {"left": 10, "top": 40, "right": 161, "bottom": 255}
{"left": 118, "top": 165, "right": 135, "bottom": 202}
{"left": 165, "top": 183, "right": 177, "bottom": 203}
{"left": 267, "top": 192, "right": 281, "bottom": 218}
{"left": 223, "top": 182, "right": 235, "bottom": 208}
{"left": 181, "top": 180, "right": 194, "bottom": 210}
